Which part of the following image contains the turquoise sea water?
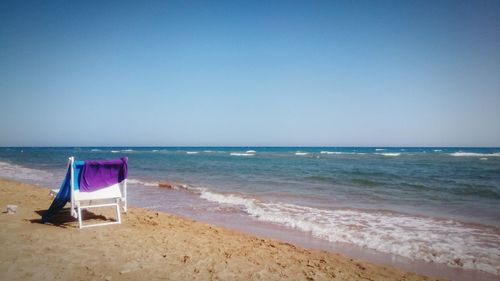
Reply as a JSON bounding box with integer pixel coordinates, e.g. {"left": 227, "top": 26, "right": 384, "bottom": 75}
{"left": 1, "top": 147, "right": 499, "bottom": 276}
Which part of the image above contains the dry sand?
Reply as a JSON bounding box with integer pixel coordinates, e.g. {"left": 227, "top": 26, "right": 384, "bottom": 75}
{"left": 0, "top": 178, "right": 445, "bottom": 281}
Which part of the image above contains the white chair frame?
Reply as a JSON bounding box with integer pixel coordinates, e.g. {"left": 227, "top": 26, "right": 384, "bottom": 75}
{"left": 68, "top": 156, "right": 127, "bottom": 228}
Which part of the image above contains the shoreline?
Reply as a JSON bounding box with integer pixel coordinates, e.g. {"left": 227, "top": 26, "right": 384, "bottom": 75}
{"left": 139, "top": 186, "right": 499, "bottom": 281}
{"left": 0, "top": 177, "right": 444, "bottom": 281}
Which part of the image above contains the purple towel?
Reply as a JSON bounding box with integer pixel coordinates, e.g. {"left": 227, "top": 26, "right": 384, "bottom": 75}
{"left": 79, "top": 157, "right": 128, "bottom": 192}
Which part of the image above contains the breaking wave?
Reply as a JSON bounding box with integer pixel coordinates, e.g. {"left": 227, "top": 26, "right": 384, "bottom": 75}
{"left": 198, "top": 189, "right": 500, "bottom": 275}
{"left": 230, "top": 153, "right": 255, "bottom": 156}
{"left": 377, "top": 153, "right": 401, "bottom": 157}
{"left": 320, "top": 151, "right": 366, "bottom": 155}
{"left": 127, "top": 178, "right": 159, "bottom": 187}
{"left": 127, "top": 178, "right": 192, "bottom": 191}
{"left": 450, "top": 152, "right": 500, "bottom": 157}
{"left": 0, "top": 161, "right": 53, "bottom": 182}
{"left": 320, "top": 151, "right": 343, "bottom": 155}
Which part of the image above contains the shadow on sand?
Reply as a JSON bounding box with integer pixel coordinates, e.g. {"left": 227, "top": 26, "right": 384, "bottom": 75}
{"left": 29, "top": 209, "right": 113, "bottom": 228}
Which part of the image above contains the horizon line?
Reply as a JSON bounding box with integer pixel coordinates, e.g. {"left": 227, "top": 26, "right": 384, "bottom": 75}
{"left": 1, "top": 145, "right": 500, "bottom": 148}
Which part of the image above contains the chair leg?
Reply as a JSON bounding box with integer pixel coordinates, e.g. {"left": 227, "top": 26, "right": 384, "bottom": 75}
{"left": 115, "top": 198, "right": 122, "bottom": 224}
{"left": 71, "top": 201, "right": 77, "bottom": 218}
{"left": 123, "top": 198, "right": 127, "bottom": 213}
{"left": 77, "top": 203, "right": 83, "bottom": 229}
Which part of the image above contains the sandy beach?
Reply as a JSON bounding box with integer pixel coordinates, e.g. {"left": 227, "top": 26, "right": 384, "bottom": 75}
{"left": 0, "top": 178, "right": 444, "bottom": 281}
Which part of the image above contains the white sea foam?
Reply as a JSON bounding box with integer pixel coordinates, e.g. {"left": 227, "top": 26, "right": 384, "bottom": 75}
{"left": 0, "top": 161, "right": 53, "bottom": 182}
{"left": 450, "top": 152, "right": 500, "bottom": 157}
{"left": 127, "top": 178, "right": 143, "bottom": 185}
{"left": 246, "top": 150, "right": 256, "bottom": 154}
{"left": 186, "top": 151, "right": 199, "bottom": 155}
{"left": 295, "top": 152, "right": 309, "bottom": 156}
{"left": 127, "top": 178, "right": 159, "bottom": 187}
{"left": 230, "top": 153, "right": 255, "bottom": 156}
{"left": 90, "top": 149, "right": 101, "bottom": 152}
{"left": 320, "top": 151, "right": 342, "bottom": 154}
{"left": 375, "top": 148, "right": 386, "bottom": 151}
{"left": 434, "top": 149, "right": 442, "bottom": 152}
{"left": 480, "top": 158, "right": 488, "bottom": 161}
{"left": 198, "top": 190, "right": 500, "bottom": 275}
{"left": 320, "top": 151, "right": 364, "bottom": 155}
{"left": 122, "top": 149, "right": 134, "bottom": 152}
{"left": 110, "top": 150, "right": 120, "bottom": 153}
{"left": 128, "top": 178, "right": 193, "bottom": 191}
{"left": 377, "top": 153, "right": 401, "bottom": 157}
{"left": 200, "top": 190, "right": 256, "bottom": 207}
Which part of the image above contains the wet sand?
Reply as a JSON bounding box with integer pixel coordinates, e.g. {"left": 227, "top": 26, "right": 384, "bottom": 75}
{"left": 0, "top": 178, "right": 444, "bottom": 281}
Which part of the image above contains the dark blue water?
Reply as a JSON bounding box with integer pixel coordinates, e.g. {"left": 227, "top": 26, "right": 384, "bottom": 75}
{"left": 1, "top": 147, "right": 499, "bottom": 275}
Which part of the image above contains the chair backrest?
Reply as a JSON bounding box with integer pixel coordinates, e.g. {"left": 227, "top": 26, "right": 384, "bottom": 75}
{"left": 69, "top": 157, "right": 126, "bottom": 203}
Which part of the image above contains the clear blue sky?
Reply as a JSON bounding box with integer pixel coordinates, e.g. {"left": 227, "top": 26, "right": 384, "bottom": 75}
{"left": 1, "top": 0, "right": 499, "bottom": 146}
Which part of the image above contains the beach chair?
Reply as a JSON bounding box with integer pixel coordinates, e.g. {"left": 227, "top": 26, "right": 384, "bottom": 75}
{"left": 43, "top": 156, "right": 128, "bottom": 228}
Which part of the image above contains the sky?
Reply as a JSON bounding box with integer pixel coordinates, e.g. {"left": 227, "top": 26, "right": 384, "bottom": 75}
{"left": 1, "top": 0, "right": 499, "bottom": 147}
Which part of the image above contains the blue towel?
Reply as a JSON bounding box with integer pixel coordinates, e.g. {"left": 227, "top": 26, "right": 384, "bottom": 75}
{"left": 42, "top": 166, "right": 71, "bottom": 222}
{"left": 42, "top": 161, "right": 84, "bottom": 222}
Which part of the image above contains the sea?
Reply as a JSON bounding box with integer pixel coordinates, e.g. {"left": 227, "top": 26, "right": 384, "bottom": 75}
{"left": 1, "top": 147, "right": 499, "bottom": 279}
